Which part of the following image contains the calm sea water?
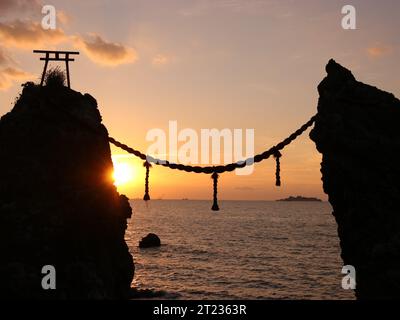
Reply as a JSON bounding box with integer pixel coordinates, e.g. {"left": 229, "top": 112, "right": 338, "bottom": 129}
{"left": 125, "top": 200, "right": 355, "bottom": 300}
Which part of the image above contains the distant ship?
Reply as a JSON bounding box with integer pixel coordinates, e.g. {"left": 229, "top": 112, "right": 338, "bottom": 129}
{"left": 277, "top": 196, "right": 322, "bottom": 202}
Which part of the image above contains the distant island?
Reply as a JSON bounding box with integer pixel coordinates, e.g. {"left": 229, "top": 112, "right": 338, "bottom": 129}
{"left": 277, "top": 196, "right": 322, "bottom": 202}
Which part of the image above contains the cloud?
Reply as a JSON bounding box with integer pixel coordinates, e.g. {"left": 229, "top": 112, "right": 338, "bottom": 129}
{"left": 2, "top": 66, "right": 29, "bottom": 77}
{"left": 152, "top": 54, "right": 169, "bottom": 66}
{"left": 0, "top": 66, "right": 32, "bottom": 90}
{"left": 0, "top": 46, "right": 31, "bottom": 90}
{"left": 57, "top": 10, "right": 72, "bottom": 26}
{"left": 0, "top": 11, "right": 136, "bottom": 90}
{"left": 0, "top": 20, "right": 67, "bottom": 49}
{"left": 366, "top": 45, "right": 394, "bottom": 58}
{"left": 74, "top": 34, "right": 138, "bottom": 66}
{"left": 0, "top": 20, "right": 135, "bottom": 67}
{"left": 0, "top": 0, "right": 41, "bottom": 14}
{"left": 0, "top": 48, "right": 13, "bottom": 66}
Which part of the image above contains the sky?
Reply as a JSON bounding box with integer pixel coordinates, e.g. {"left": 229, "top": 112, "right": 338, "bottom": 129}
{"left": 1, "top": 0, "right": 399, "bottom": 200}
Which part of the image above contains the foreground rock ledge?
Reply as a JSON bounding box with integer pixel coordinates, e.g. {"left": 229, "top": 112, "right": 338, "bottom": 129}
{"left": 0, "top": 83, "right": 134, "bottom": 299}
{"left": 310, "top": 60, "right": 400, "bottom": 299}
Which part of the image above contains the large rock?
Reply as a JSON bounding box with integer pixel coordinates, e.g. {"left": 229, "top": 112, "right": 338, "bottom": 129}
{"left": 310, "top": 60, "right": 400, "bottom": 299}
{"left": 0, "top": 82, "right": 134, "bottom": 299}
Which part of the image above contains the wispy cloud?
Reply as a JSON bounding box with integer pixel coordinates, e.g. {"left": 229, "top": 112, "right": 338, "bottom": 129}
{"left": 0, "top": 48, "right": 13, "bottom": 66}
{"left": 57, "top": 10, "right": 72, "bottom": 26}
{"left": 0, "top": 20, "right": 67, "bottom": 49}
{"left": 0, "top": 66, "right": 32, "bottom": 90}
{"left": 0, "top": 19, "right": 136, "bottom": 68}
{"left": 366, "top": 44, "right": 394, "bottom": 58}
{"left": 0, "top": 0, "right": 136, "bottom": 70}
{"left": 74, "top": 34, "right": 138, "bottom": 67}
{"left": 0, "top": 0, "right": 41, "bottom": 14}
{"left": 0, "top": 46, "right": 33, "bottom": 90}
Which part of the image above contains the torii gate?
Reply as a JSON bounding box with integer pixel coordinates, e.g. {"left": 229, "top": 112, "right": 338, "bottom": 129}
{"left": 33, "top": 50, "right": 80, "bottom": 88}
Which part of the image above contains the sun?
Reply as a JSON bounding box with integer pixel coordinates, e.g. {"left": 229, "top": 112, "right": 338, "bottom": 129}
{"left": 112, "top": 162, "right": 135, "bottom": 186}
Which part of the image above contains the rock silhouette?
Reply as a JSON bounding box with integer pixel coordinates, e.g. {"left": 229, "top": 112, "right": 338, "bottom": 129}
{"left": 0, "top": 82, "right": 134, "bottom": 299}
{"left": 139, "top": 233, "right": 161, "bottom": 248}
{"left": 311, "top": 60, "right": 400, "bottom": 299}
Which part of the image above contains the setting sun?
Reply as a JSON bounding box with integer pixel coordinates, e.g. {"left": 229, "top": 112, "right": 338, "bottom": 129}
{"left": 112, "top": 162, "right": 135, "bottom": 186}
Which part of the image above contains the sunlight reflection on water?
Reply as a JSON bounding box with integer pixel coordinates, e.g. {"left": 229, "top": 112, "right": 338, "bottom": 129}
{"left": 125, "top": 200, "right": 355, "bottom": 300}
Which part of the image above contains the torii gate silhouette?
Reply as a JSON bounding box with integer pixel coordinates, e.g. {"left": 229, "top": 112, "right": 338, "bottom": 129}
{"left": 33, "top": 50, "right": 80, "bottom": 88}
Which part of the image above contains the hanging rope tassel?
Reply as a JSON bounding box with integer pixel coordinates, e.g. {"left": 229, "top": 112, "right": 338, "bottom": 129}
{"left": 211, "top": 172, "right": 220, "bottom": 211}
{"left": 143, "top": 161, "right": 152, "bottom": 201}
{"left": 274, "top": 151, "right": 282, "bottom": 187}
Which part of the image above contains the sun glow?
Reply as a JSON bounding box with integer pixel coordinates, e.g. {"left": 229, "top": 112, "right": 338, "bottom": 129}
{"left": 112, "top": 161, "right": 135, "bottom": 186}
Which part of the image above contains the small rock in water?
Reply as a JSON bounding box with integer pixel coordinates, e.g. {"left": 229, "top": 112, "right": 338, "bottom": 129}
{"left": 139, "top": 233, "right": 161, "bottom": 248}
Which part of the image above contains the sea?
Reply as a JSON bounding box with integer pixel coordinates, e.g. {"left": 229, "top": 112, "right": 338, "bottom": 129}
{"left": 125, "top": 200, "right": 355, "bottom": 300}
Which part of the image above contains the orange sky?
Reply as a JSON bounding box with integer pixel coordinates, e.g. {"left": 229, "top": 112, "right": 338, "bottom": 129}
{"left": 1, "top": 0, "right": 400, "bottom": 200}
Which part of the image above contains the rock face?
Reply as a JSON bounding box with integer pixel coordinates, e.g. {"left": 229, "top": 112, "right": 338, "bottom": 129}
{"left": 139, "top": 233, "right": 161, "bottom": 248}
{"left": 0, "top": 83, "right": 134, "bottom": 299}
{"left": 310, "top": 60, "right": 400, "bottom": 299}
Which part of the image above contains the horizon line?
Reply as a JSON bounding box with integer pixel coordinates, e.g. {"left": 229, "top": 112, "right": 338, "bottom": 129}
{"left": 128, "top": 198, "right": 327, "bottom": 202}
